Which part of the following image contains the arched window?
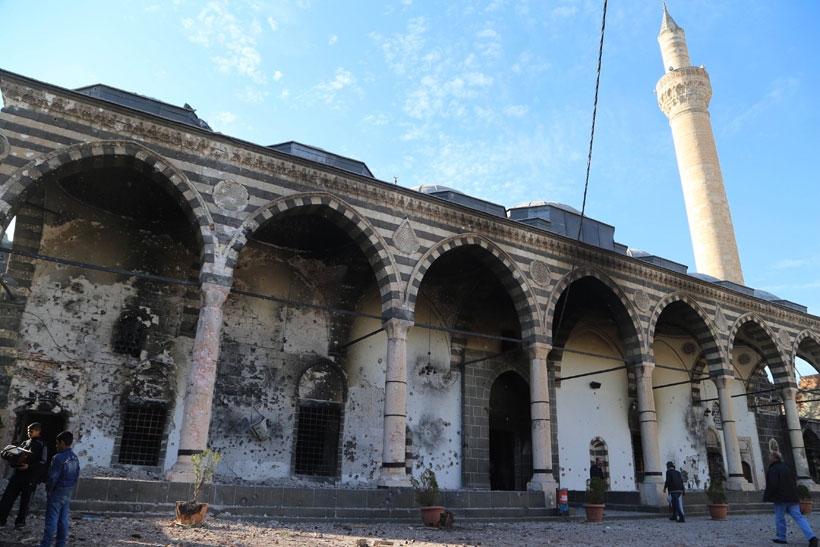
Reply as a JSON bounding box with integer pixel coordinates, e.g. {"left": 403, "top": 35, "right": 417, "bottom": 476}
{"left": 590, "top": 437, "right": 610, "bottom": 489}
{"left": 293, "top": 360, "right": 346, "bottom": 478}
{"left": 706, "top": 428, "right": 725, "bottom": 481}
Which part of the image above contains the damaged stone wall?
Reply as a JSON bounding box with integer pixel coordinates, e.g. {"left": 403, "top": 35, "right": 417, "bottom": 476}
{"left": 4, "top": 175, "right": 197, "bottom": 471}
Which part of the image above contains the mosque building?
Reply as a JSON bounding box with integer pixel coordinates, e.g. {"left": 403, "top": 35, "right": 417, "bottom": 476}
{"left": 1, "top": 6, "right": 819, "bottom": 514}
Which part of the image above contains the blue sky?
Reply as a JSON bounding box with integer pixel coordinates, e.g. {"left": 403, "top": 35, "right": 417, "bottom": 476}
{"left": 1, "top": 0, "right": 819, "bottom": 318}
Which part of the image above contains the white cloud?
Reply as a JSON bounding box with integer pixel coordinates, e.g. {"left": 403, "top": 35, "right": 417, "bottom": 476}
{"left": 314, "top": 68, "right": 359, "bottom": 106}
{"left": 371, "top": 17, "right": 427, "bottom": 76}
{"left": 212, "top": 111, "right": 237, "bottom": 124}
{"left": 267, "top": 17, "right": 278, "bottom": 31}
{"left": 503, "top": 104, "right": 529, "bottom": 117}
{"left": 329, "top": 34, "right": 338, "bottom": 46}
{"left": 475, "top": 28, "right": 502, "bottom": 59}
{"left": 273, "top": 70, "right": 283, "bottom": 81}
{"left": 236, "top": 88, "right": 268, "bottom": 103}
{"left": 363, "top": 113, "right": 389, "bottom": 127}
{"left": 182, "top": 1, "right": 267, "bottom": 84}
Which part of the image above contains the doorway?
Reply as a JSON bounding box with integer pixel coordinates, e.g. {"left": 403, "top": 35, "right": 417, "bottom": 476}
{"left": 489, "top": 371, "right": 531, "bottom": 491}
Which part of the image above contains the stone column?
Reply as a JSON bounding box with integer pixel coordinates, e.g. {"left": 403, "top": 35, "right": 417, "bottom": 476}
{"left": 781, "top": 386, "right": 812, "bottom": 483}
{"left": 714, "top": 375, "right": 750, "bottom": 491}
{"left": 378, "top": 317, "right": 413, "bottom": 487}
{"left": 634, "top": 361, "right": 665, "bottom": 506}
{"left": 526, "top": 342, "right": 558, "bottom": 504}
{"left": 167, "top": 282, "right": 230, "bottom": 482}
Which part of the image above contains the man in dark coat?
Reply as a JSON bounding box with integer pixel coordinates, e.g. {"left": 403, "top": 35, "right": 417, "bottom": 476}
{"left": 663, "top": 461, "right": 685, "bottom": 522}
{"left": 763, "top": 451, "right": 818, "bottom": 546}
{"left": 590, "top": 458, "right": 605, "bottom": 480}
{"left": 0, "top": 422, "right": 47, "bottom": 530}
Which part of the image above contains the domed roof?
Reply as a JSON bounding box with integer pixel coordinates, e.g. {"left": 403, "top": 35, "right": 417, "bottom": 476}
{"left": 412, "top": 184, "right": 463, "bottom": 195}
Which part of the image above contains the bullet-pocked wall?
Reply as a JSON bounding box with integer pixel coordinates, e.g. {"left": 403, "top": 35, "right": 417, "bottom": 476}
{"left": 3, "top": 71, "right": 820, "bottom": 501}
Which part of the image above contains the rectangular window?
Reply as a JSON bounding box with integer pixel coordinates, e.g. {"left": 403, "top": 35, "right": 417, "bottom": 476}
{"left": 294, "top": 403, "right": 341, "bottom": 477}
{"left": 118, "top": 404, "right": 167, "bottom": 466}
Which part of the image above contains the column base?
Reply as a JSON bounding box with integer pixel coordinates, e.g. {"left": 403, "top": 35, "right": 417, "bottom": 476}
{"left": 638, "top": 477, "right": 666, "bottom": 507}
{"left": 527, "top": 474, "right": 559, "bottom": 507}
{"left": 377, "top": 468, "right": 411, "bottom": 488}
{"left": 166, "top": 455, "right": 195, "bottom": 483}
{"left": 725, "top": 476, "right": 755, "bottom": 492}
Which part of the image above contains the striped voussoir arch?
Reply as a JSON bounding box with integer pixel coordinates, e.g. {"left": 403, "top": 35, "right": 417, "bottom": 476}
{"left": 403, "top": 233, "right": 541, "bottom": 340}
{"left": 728, "top": 313, "right": 793, "bottom": 388}
{"left": 0, "top": 139, "right": 216, "bottom": 268}
{"left": 647, "top": 292, "right": 726, "bottom": 376}
{"left": 794, "top": 330, "right": 820, "bottom": 370}
{"left": 545, "top": 267, "right": 646, "bottom": 360}
{"left": 224, "top": 192, "right": 402, "bottom": 313}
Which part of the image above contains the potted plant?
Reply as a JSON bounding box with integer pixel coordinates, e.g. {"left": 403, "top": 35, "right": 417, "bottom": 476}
{"left": 705, "top": 478, "right": 728, "bottom": 520}
{"left": 799, "top": 484, "right": 813, "bottom": 515}
{"left": 411, "top": 467, "right": 448, "bottom": 527}
{"left": 583, "top": 477, "right": 606, "bottom": 523}
{"left": 175, "top": 448, "right": 221, "bottom": 526}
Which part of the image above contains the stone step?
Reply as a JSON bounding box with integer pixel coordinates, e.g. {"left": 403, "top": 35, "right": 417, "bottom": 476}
{"left": 60, "top": 478, "right": 800, "bottom": 522}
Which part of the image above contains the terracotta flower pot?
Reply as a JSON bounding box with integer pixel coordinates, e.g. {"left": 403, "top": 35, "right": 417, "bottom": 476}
{"left": 800, "top": 500, "right": 812, "bottom": 515}
{"left": 175, "top": 501, "right": 208, "bottom": 525}
{"left": 583, "top": 503, "right": 605, "bottom": 523}
{"left": 707, "top": 503, "right": 728, "bottom": 520}
{"left": 419, "top": 506, "right": 446, "bottom": 527}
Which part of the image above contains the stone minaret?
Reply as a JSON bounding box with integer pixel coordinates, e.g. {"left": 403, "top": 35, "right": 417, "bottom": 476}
{"left": 655, "top": 4, "right": 744, "bottom": 284}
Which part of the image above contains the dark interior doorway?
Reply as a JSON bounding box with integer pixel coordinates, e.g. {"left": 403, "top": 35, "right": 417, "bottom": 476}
{"left": 14, "top": 411, "right": 66, "bottom": 472}
{"left": 489, "top": 371, "right": 531, "bottom": 491}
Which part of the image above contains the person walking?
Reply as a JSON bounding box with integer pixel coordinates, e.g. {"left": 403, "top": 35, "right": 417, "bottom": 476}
{"left": 663, "top": 461, "right": 685, "bottom": 523}
{"left": 763, "top": 451, "right": 818, "bottom": 547}
{"left": 38, "top": 431, "right": 80, "bottom": 547}
{"left": 0, "top": 422, "right": 46, "bottom": 530}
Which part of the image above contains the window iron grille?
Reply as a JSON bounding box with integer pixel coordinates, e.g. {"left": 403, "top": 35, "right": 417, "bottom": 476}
{"left": 118, "top": 404, "right": 166, "bottom": 466}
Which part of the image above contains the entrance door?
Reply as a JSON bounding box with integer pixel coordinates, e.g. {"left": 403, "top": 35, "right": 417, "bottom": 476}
{"left": 488, "top": 371, "right": 531, "bottom": 491}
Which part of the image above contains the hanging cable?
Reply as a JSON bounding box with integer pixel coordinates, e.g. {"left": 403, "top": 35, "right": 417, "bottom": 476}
{"left": 553, "top": 0, "right": 608, "bottom": 340}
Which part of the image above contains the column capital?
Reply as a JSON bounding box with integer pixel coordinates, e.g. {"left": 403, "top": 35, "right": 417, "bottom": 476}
{"left": 382, "top": 317, "right": 413, "bottom": 340}
{"left": 781, "top": 386, "right": 798, "bottom": 401}
{"left": 200, "top": 282, "right": 230, "bottom": 308}
{"left": 713, "top": 374, "right": 734, "bottom": 390}
{"left": 630, "top": 361, "right": 656, "bottom": 376}
{"left": 527, "top": 342, "right": 552, "bottom": 361}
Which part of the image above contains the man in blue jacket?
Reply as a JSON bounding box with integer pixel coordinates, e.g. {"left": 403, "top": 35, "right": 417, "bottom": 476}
{"left": 38, "top": 431, "right": 80, "bottom": 547}
{"left": 763, "top": 451, "right": 818, "bottom": 547}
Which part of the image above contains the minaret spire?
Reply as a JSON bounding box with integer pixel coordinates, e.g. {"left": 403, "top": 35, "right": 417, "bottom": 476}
{"left": 655, "top": 5, "right": 744, "bottom": 284}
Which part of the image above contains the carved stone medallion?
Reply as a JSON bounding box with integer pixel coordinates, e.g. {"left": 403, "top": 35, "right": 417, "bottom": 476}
{"left": 529, "top": 260, "right": 551, "bottom": 287}
{"left": 213, "top": 180, "right": 249, "bottom": 212}
{"left": 393, "top": 218, "right": 419, "bottom": 255}
{"left": 634, "top": 289, "right": 650, "bottom": 312}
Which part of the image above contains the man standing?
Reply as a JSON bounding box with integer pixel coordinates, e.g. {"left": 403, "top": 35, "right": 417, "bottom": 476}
{"left": 763, "top": 451, "right": 818, "bottom": 547}
{"left": 663, "top": 461, "right": 685, "bottom": 523}
{"left": 0, "top": 422, "right": 46, "bottom": 530}
{"left": 38, "top": 431, "right": 80, "bottom": 547}
{"left": 590, "top": 458, "right": 605, "bottom": 480}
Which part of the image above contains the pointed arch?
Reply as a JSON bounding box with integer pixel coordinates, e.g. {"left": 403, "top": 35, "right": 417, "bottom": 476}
{"left": 404, "top": 234, "right": 541, "bottom": 340}
{"left": 224, "top": 192, "right": 402, "bottom": 315}
{"left": 648, "top": 292, "right": 726, "bottom": 376}
{"left": 546, "top": 267, "right": 646, "bottom": 361}
{"left": 728, "top": 313, "right": 792, "bottom": 387}
{"left": 0, "top": 140, "right": 216, "bottom": 268}
{"left": 794, "top": 330, "right": 820, "bottom": 370}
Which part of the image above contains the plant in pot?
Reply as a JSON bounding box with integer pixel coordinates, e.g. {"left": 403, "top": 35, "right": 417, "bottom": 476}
{"left": 583, "top": 477, "right": 607, "bottom": 523}
{"left": 411, "top": 467, "right": 450, "bottom": 528}
{"left": 175, "top": 448, "right": 221, "bottom": 526}
{"left": 705, "top": 477, "right": 728, "bottom": 520}
{"left": 798, "top": 484, "right": 813, "bottom": 515}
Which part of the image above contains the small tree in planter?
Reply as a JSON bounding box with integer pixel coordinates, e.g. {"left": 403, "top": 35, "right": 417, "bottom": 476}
{"left": 583, "top": 477, "right": 607, "bottom": 523}
{"left": 705, "top": 478, "right": 728, "bottom": 520}
{"left": 411, "top": 468, "right": 451, "bottom": 528}
{"left": 176, "top": 449, "right": 222, "bottom": 526}
{"left": 798, "top": 484, "right": 813, "bottom": 515}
